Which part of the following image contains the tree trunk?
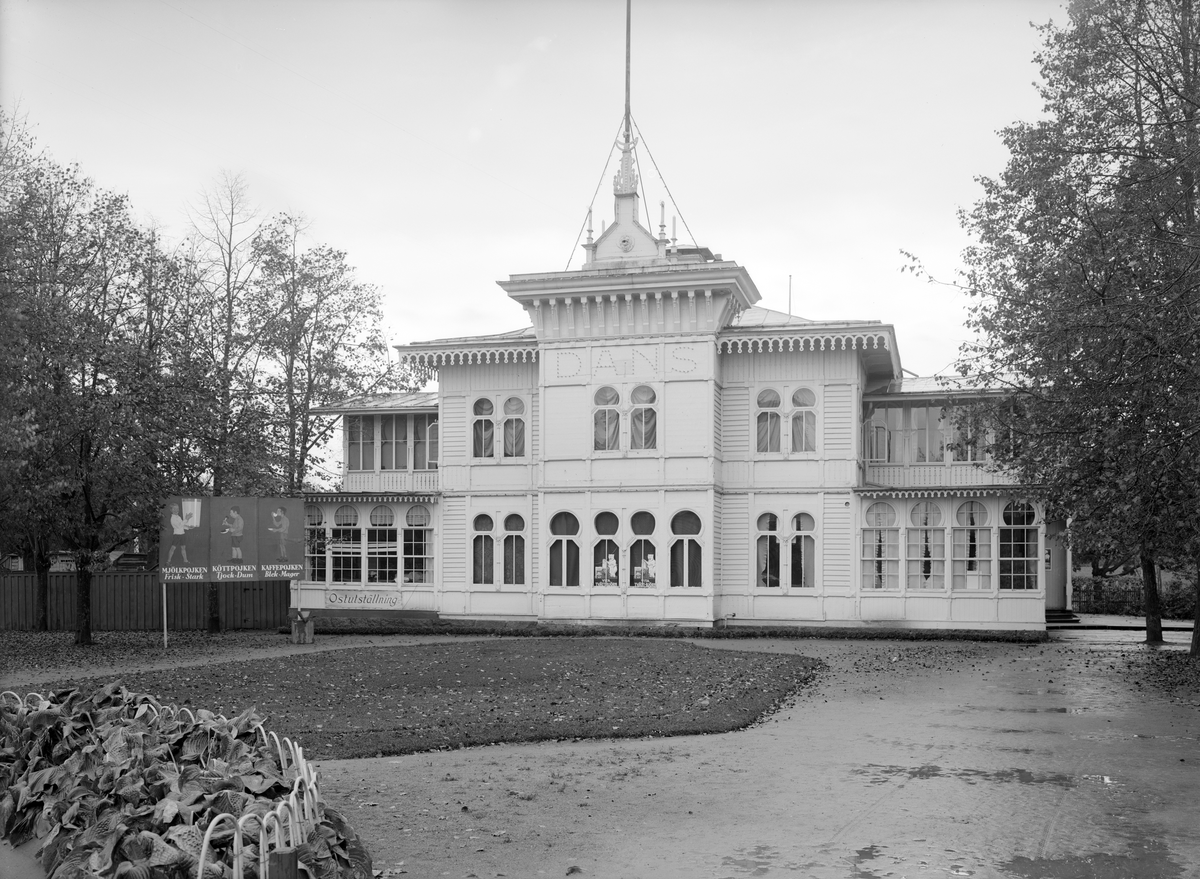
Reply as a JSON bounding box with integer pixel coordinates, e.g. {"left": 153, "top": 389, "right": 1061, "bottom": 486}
{"left": 1191, "top": 551, "right": 1199, "bottom": 658}
{"left": 207, "top": 581, "right": 221, "bottom": 634}
{"left": 1141, "top": 554, "right": 1164, "bottom": 644}
{"left": 74, "top": 564, "right": 93, "bottom": 646}
{"left": 34, "top": 558, "right": 49, "bottom": 632}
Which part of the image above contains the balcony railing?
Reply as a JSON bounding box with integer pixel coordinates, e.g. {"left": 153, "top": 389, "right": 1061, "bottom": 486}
{"left": 342, "top": 470, "right": 440, "bottom": 493}
{"left": 863, "top": 462, "right": 1015, "bottom": 489}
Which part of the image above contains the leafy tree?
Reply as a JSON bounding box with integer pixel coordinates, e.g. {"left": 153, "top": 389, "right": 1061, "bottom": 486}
{"left": 954, "top": 0, "right": 1200, "bottom": 649}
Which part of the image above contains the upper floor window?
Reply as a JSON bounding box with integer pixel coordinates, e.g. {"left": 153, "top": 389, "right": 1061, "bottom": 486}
{"left": 791, "top": 513, "right": 816, "bottom": 588}
{"left": 630, "top": 385, "right": 657, "bottom": 450}
{"left": 912, "top": 407, "right": 946, "bottom": 463}
{"left": 669, "top": 511, "right": 702, "bottom": 588}
{"left": 594, "top": 387, "right": 620, "bottom": 451}
{"left": 864, "top": 406, "right": 901, "bottom": 463}
{"left": 756, "top": 513, "right": 780, "bottom": 588}
{"left": 414, "top": 414, "right": 439, "bottom": 470}
{"left": 347, "top": 416, "right": 374, "bottom": 471}
{"left": 999, "top": 500, "right": 1039, "bottom": 590}
{"left": 861, "top": 501, "right": 899, "bottom": 589}
{"left": 594, "top": 511, "right": 619, "bottom": 587}
{"left": 472, "top": 514, "right": 494, "bottom": 585}
{"left": 472, "top": 399, "right": 495, "bottom": 458}
{"left": 791, "top": 389, "right": 817, "bottom": 452}
{"left": 756, "top": 390, "right": 782, "bottom": 452}
{"left": 630, "top": 511, "right": 657, "bottom": 588}
{"left": 380, "top": 414, "right": 408, "bottom": 470}
{"left": 503, "top": 397, "right": 526, "bottom": 458}
{"left": 549, "top": 512, "right": 580, "bottom": 587}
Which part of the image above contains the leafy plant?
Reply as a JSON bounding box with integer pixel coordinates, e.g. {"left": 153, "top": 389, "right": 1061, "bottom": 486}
{"left": 0, "top": 683, "right": 371, "bottom": 879}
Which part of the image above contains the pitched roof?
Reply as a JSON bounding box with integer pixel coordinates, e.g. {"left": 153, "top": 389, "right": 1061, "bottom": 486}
{"left": 310, "top": 391, "right": 439, "bottom": 415}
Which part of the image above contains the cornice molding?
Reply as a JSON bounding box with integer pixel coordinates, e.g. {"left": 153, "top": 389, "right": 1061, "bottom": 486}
{"left": 718, "top": 330, "right": 892, "bottom": 354}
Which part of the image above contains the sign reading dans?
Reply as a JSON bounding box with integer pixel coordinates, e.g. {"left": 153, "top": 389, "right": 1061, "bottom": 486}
{"left": 159, "top": 497, "right": 305, "bottom": 582}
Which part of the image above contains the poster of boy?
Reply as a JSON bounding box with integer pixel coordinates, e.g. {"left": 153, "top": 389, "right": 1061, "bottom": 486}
{"left": 159, "top": 497, "right": 210, "bottom": 582}
{"left": 212, "top": 498, "right": 259, "bottom": 581}
{"left": 260, "top": 499, "right": 304, "bottom": 580}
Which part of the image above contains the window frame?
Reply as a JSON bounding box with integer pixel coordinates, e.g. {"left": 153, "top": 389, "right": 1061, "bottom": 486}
{"left": 790, "top": 512, "right": 817, "bottom": 590}
{"left": 754, "top": 512, "right": 781, "bottom": 589}
{"left": 999, "top": 500, "right": 1041, "bottom": 591}
{"left": 861, "top": 502, "right": 900, "bottom": 591}
{"left": 754, "top": 386, "right": 820, "bottom": 457}
{"left": 548, "top": 511, "right": 581, "bottom": 588}
{"left": 472, "top": 398, "right": 496, "bottom": 460}
{"left": 668, "top": 510, "right": 703, "bottom": 589}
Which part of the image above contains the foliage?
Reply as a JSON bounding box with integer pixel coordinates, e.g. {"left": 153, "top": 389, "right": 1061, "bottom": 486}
{"left": 952, "top": 0, "right": 1200, "bottom": 643}
{"left": 1073, "top": 573, "right": 1197, "bottom": 620}
{"left": 0, "top": 683, "right": 371, "bottom": 879}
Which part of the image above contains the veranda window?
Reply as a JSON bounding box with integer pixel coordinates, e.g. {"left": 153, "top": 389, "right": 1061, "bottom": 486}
{"left": 403, "top": 504, "right": 433, "bottom": 583}
{"left": 330, "top": 504, "right": 361, "bottom": 583}
{"left": 629, "top": 511, "right": 656, "bottom": 588}
{"left": 549, "top": 512, "right": 580, "bottom": 587}
{"left": 999, "top": 501, "right": 1039, "bottom": 590}
{"left": 952, "top": 501, "right": 991, "bottom": 589}
{"left": 913, "top": 407, "right": 946, "bottom": 463}
{"left": 593, "top": 511, "right": 619, "bottom": 586}
{"left": 347, "top": 416, "right": 373, "bottom": 471}
{"left": 593, "top": 387, "right": 620, "bottom": 451}
{"left": 380, "top": 415, "right": 408, "bottom": 470}
{"left": 756, "top": 513, "right": 780, "bottom": 588}
{"left": 503, "top": 514, "right": 525, "bottom": 586}
{"left": 367, "top": 505, "right": 398, "bottom": 584}
{"left": 861, "top": 502, "right": 898, "bottom": 589}
{"left": 669, "top": 511, "right": 702, "bottom": 588}
{"left": 414, "top": 414, "right": 439, "bottom": 470}
{"left": 304, "top": 504, "right": 326, "bottom": 582}
{"left": 630, "top": 385, "right": 657, "bottom": 450}
{"left": 906, "top": 501, "right": 945, "bottom": 589}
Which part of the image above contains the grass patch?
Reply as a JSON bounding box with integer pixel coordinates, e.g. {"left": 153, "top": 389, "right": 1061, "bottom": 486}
{"left": 31, "top": 638, "right": 823, "bottom": 759}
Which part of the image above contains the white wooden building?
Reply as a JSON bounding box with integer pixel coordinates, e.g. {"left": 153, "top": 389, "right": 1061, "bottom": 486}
{"left": 296, "top": 138, "right": 1067, "bottom": 631}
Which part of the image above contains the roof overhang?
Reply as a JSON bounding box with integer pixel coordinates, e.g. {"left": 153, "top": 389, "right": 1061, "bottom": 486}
{"left": 718, "top": 322, "right": 901, "bottom": 380}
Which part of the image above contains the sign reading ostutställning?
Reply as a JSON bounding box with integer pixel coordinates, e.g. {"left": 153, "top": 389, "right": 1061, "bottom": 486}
{"left": 159, "top": 497, "right": 305, "bottom": 582}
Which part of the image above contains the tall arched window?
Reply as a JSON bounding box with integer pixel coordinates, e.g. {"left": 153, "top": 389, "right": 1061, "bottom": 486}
{"left": 367, "top": 505, "right": 398, "bottom": 584}
{"left": 593, "top": 511, "right": 619, "bottom": 586}
{"left": 593, "top": 387, "right": 620, "bottom": 451}
{"left": 906, "top": 502, "right": 945, "bottom": 590}
{"left": 756, "top": 390, "right": 781, "bottom": 452}
{"left": 331, "top": 505, "right": 361, "bottom": 583}
{"left": 305, "top": 504, "right": 326, "bottom": 582}
{"left": 861, "top": 502, "right": 898, "bottom": 590}
{"left": 756, "top": 513, "right": 780, "bottom": 588}
{"left": 472, "top": 514, "right": 494, "bottom": 585}
{"left": 953, "top": 501, "right": 991, "bottom": 589}
{"left": 549, "top": 512, "right": 580, "bottom": 587}
{"left": 403, "top": 504, "right": 433, "bottom": 584}
{"left": 791, "top": 513, "right": 815, "bottom": 588}
{"left": 630, "top": 511, "right": 656, "bottom": 588}
{"left": 791, "top": 388, "right": 817, "bottom": 452}
{"left": 1000, "top": 501, "right": 1039, "bottom": 590}
{"left": 504, "top": 514, "right": 525, "bottom": 586}
{"left": 502, "top": 397, "right": 526, "bottom": 458}
{"left": 472, "top": 398, "right": 494, "bottom": 458}
{"left": 630, "top": 385, "right": 657, "bottom": 450}
{"left": 669, "top": 511, "right": 702, "bottom": 588}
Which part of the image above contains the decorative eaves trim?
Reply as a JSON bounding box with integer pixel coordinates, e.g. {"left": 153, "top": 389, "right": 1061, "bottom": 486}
{"left": 854, "top": 487, "right": 1026, "bottom": 499}
{"left": 718, "top": 331, "right": 891, "bottom": 354}
{"left": 397, "top": 346, "right": 539, "bottom": 380}
{"left": 304, "top": 493, "right": 440, "bottom": 504}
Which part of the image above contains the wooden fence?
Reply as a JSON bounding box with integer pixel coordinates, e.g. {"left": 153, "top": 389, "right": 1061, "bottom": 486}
{"left": 0, "top": 572, "right": 290, "bottom": 631}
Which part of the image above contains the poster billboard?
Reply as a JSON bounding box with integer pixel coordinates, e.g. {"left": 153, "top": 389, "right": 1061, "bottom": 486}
{"left": 160, "top": 497, "right": 305, "bottom": 582}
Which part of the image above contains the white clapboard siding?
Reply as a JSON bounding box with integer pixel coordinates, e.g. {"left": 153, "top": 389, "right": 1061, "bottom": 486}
{"left": 713, "top": 384, "right": 723, "bottom": 456}
{"left": 441, "top": 496, "right": 467, "bottom": 588}
{"left": 719, "top": 493, "right": 750, "bottom": 593}
{"left": 821, "top": 493, "right": 851, "bottom": 590}
{"left": 440, "top": 395, "right": 468, "bottom": 463}
{"left": 722, "top": 387, "right": 750, "bottom": 458}
{"left": 823, "top": 384, "right": 853, "bottom": 457}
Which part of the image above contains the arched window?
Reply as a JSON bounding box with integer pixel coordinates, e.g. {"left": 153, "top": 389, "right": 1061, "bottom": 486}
{"left": 304, "top": 504, "right": 326, "bottom": 583}
{"left": 861, "top": 502, "right": 898, "bottom": 590}
{"left": 756, "top": 513, "right": 780, "bottom": 588}
{"left": 472, "top": 514, "right": 494, "bottom": 585}
{"left": 593, "top": 387, "right": 620, "bottom": 451}
{"left": 331, "top": 505, "right": 361, "bottom": 583}
{"left": 756, "top": 389, "right": 781, "bottom": 452}
{"left": 791, "top": 513, "right": 815, "bottom": 588}
{"left": 549, "top": 512, "right": 580, "bottom": 587}
{"left": 669, "top": 511, "right": 702, "bottom": 588}
{"left": 504, "top": 514, "right": 525, "bottom": 586}
{"left": 502, "top": 397, "right": 526, "bottom": 458}
{"left": 593, "top": 511, "right": 619, "bottom": 586}
{"left": 630, "top": 385, "right": 657, "bottom": 450}
{"left": 906, "top": 502, "right": 945, "bottom": 590}
{"left": 368, "top": 505, "right": 398, "bottom": 584}
{"left": 630, "top": 511, "right": 656, "bottom": 588}
{"left": 953, "top": 501, "right": 991, "bottom": 589}
{"left": 1000, "top": 501, "right": 1039, "bottom": 590}
{"left": 472, "top": 398, "right": 495, "bottom": 458}
{"left": 403, "top": 505, "right": 433, "bottom": 584}
{"left": 791, "top": 388, "right": 817, "bottom": 452}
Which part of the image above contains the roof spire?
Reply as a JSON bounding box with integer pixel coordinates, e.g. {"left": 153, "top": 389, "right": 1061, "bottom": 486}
{"left": 624, "top": 0, "right": 632, "bottom": 145}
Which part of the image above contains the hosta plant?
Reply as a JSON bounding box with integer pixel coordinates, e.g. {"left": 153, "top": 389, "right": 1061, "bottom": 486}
{"left": 0, "top": 684, "right": 371, "bottom": 879}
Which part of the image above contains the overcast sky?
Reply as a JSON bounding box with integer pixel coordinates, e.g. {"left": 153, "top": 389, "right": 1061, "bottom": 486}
{"left": 2, "top": 0, "right": 1065, "bottom": 377}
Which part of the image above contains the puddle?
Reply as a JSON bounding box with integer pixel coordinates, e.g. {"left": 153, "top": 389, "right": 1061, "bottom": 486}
{"left": 999, "top": 837, "right": 1184, "bottom": 878}
{"left": 852, "top": 764, "right": 1077, "bottom": 787}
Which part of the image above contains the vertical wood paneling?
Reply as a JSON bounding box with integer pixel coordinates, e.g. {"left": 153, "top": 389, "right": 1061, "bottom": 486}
{"left": 713, "top": 385, "right": 723, "bottom": 456}
{"left": 441, "top": 496, "right": 467, "bottom": 588}
{"left": 822, "top": 493, "right": 852, "bottom": 590}
{"left": 719, "top": 494, "right": 750, "bottom": 593}
{"left": 712, "top": 494, "right": 723, "bottom": 586}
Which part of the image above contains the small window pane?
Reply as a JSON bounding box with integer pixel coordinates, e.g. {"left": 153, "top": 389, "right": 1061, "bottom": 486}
{"left": 910, "top": 502, "right": 943, "bottom": 527}
{"left": 792, "top": 388, "right": 816, "bottom": 407}
{"left": 305, "top": 505, "right": 324, "bottom": 526}
{"left": 474, "top": 398, "right": 494, "bottom": 416}
{"left": 671, "top": 511, "right": 702, "bottom": 535}
{"left": 503, "top": 397, "right": 525, "bottom": 415}
{"left": 957, "top": 501, "right": 989, "bottom": 527}
{"left": 865, "top": 502, "right": 896, "bottom": 528}
{"left": 474, "top": 514, "right": 494, "bottom": 532}
{"left": 631, "top": 511, "right": 655, "bottom": 535}
{"left": 504, "top": 514, "right": 525, "bottom": 532}
{"left": 1003, "top": 501, "right": 1036, "bottom": 526}
{"left": 369, "top": 505, "right": 395, "bottom": 526}
{"left": 756, "top": 513, "right": 777, "bottom": 531}
{"left": 793, "top": 512, "right": 815, "bottom": 531}
{"left": 334, "top": 505, "right": 359, "bottom": 527}
{"left": 550, "top": 512, "right": 580, "bottom": 535}
{"left": 631, "top": 385, "right": 656, "bottom": 405}
{"left": 757, "top": 389, "right": 780, "bottom": 408}
{"left": 594, "top": 386, "right": 620, "bottom": 406}
{"left": 595, "top": 511, "right": 619, "bottom": 535}
{"left": 406, "top": 505, "right": 431, "bottom": 527}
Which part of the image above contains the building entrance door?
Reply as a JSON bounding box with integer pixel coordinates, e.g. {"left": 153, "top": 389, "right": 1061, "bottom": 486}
{"left": 1045, "top": 520, "right": 1068, "bottom": 611}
